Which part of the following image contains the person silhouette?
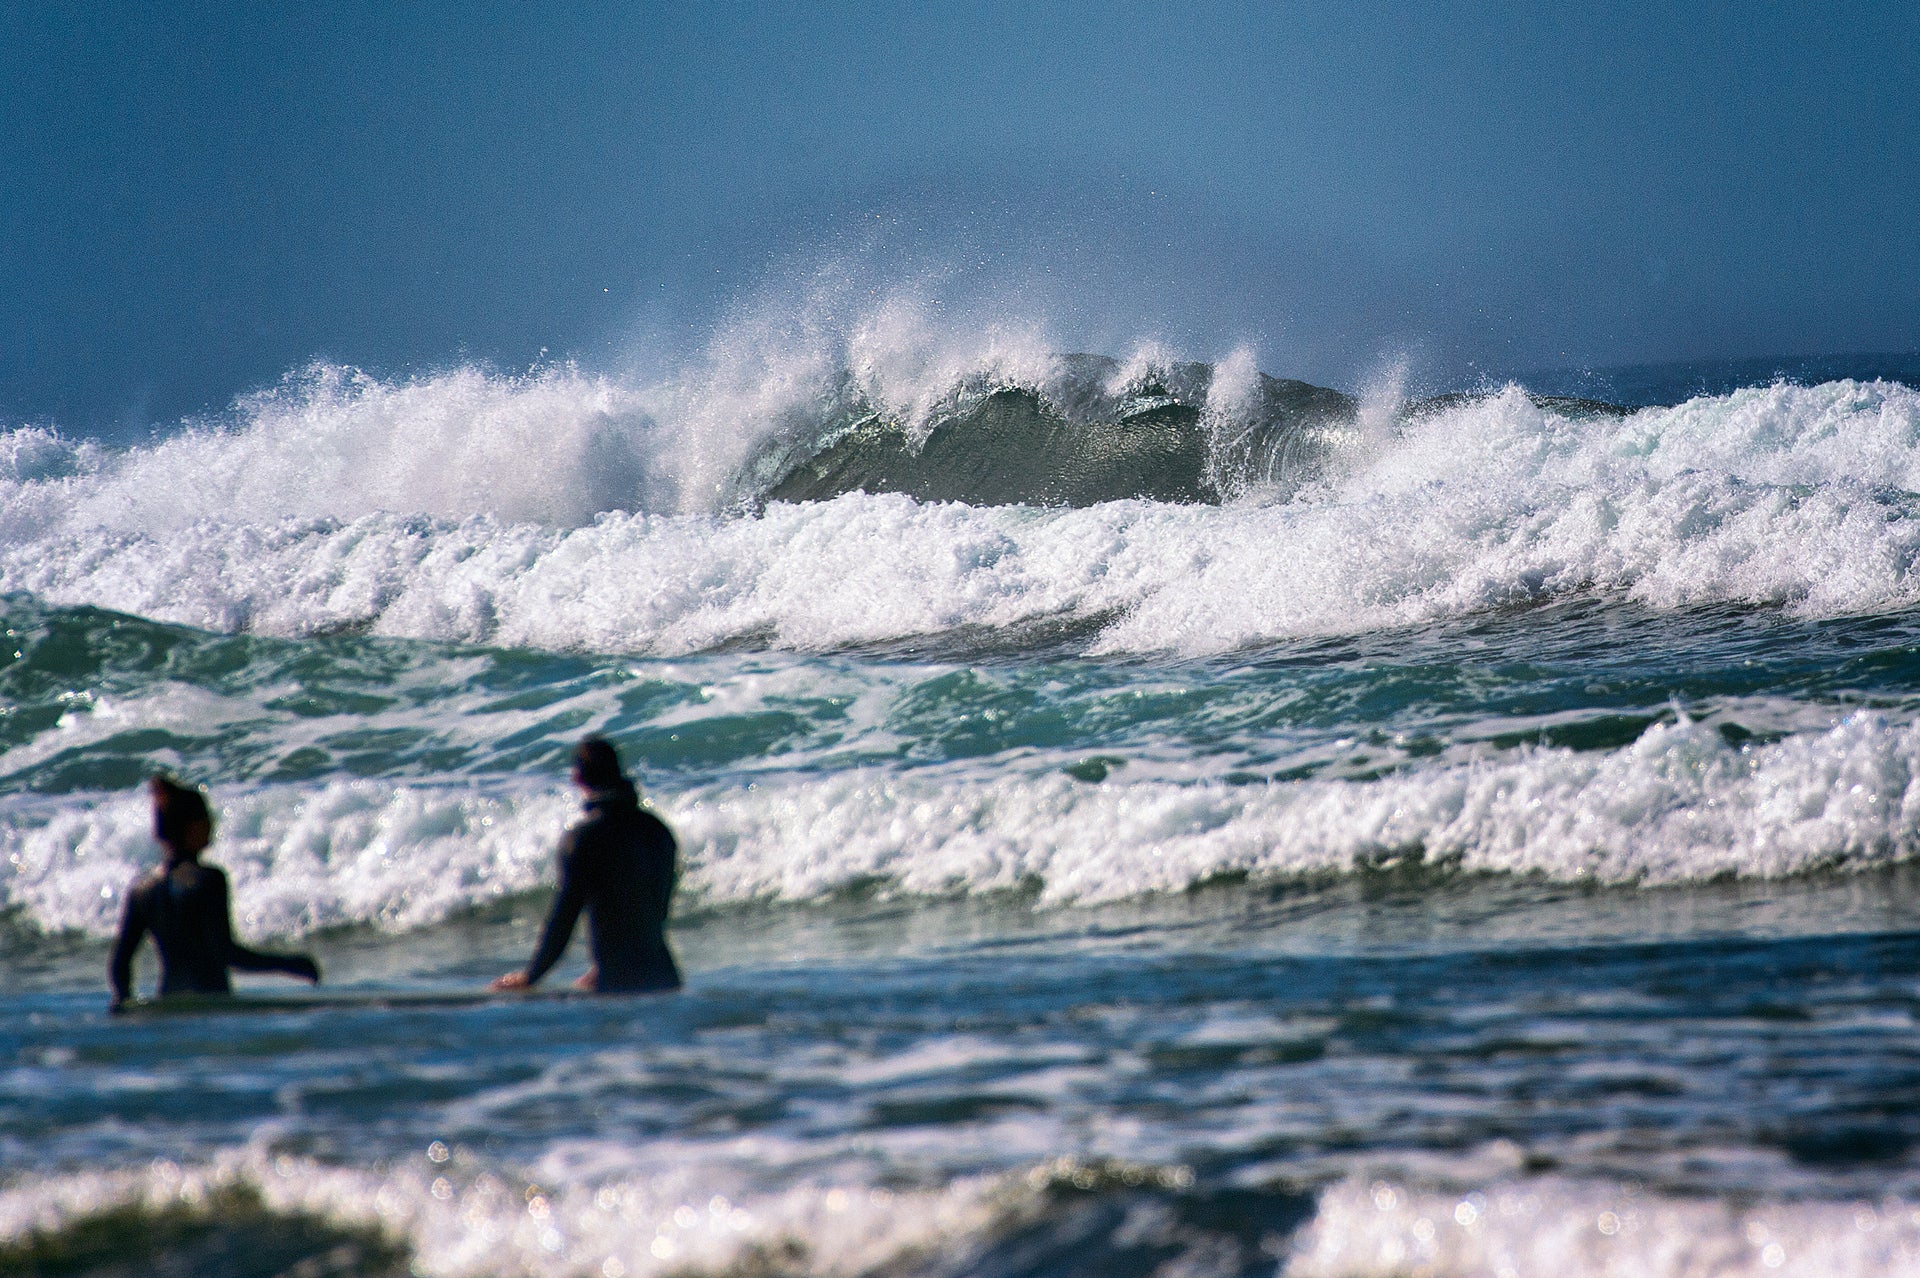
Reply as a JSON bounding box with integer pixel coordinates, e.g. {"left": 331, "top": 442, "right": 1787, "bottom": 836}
{"left": 109, "top": 776, "right": 320, "bottom": 1011}
{"left": 491, "top": 736, "right": 682, "bottom": 995}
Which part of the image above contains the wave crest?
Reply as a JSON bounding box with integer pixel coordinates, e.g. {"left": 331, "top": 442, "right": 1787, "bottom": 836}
{"left": 3, "top": 343, "right": 1919, "bottom": 654}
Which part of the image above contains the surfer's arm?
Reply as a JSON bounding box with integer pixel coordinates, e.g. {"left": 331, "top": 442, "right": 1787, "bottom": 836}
{"left": 108, "top": 891, "right": 146, "bottom": 1009}
{"left": 226, "top": 945, "right": 322, "bottom": 982}
{"left": 214, "top": 870, "right": 321, "bottom": 983}
{"left": 519, "top": 838, "right": 588, "bottom": 987}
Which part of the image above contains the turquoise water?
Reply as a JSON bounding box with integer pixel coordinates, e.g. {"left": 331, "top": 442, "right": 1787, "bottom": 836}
{"left": 7, "top": 354, "right": 1920, "bottom": 1275}
{"left": 13, "top": 594, "right": 1920, "bottom": 795}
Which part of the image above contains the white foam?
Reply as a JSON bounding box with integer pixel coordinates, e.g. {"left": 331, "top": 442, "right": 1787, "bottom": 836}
{"left": 1099, "top": 380, "right": 1920, "bottom": 652}
{"left": 680, "top": 710, "right": 1920, "bottom": 901}
{"left": 8, "top": 710, "right": 1919, "bottom": 938}
{"left": 8, "top": 1152, "right": 1920, "bottom": 1278}
{"left": 0, "top": 1148, "right": 1000, "bottom": 1278}
{"left": 7, "top": 376, "right": 1920, "bottom": 656}
{"left": 0, "top": 364, "right": 666, "bottom": 536}
{"left": 1284, "top": 1172, "right": 1920, "bottom": 1278}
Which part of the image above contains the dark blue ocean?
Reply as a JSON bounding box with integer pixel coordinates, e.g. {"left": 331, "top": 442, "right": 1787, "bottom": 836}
{"left": 6, "top": 341, "right": 1920, "bottom": 1276}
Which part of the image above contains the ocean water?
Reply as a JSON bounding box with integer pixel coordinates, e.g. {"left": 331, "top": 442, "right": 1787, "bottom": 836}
{"left": 6, "top": 335, "right": 1920, "bottom": 1276}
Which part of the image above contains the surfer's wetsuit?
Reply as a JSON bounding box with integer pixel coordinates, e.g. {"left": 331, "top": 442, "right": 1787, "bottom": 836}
{"left": 523, "top": 782, "right": 681, "bottom": 993}
{"left": 109, "top": 861, "right": 318, "bottom": 1003}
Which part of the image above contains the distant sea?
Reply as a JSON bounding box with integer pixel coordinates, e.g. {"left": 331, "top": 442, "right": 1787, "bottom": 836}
{"left": 6, "top": 340, "right": 1920, "bottom": 1277}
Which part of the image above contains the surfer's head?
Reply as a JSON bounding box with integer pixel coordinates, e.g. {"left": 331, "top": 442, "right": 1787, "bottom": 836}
{"left": 572, "top": 736, "right": 627, "bottom": 793}
{"left": 149, "top": 775, "right": 213, "bottom": 858}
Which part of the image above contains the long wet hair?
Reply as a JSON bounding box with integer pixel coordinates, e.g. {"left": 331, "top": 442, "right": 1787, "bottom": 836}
{"left": 150, "top": 775, "right": 213, "bottom": 850}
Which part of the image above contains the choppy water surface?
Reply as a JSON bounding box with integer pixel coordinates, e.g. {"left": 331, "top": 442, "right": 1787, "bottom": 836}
{"left": 7, "top": 349, "right": 1920, "bottom": 1276}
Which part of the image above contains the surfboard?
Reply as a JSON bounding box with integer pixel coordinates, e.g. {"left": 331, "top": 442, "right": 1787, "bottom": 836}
{"left": 114, "top": 988, "right": 586, "bottom": 1017}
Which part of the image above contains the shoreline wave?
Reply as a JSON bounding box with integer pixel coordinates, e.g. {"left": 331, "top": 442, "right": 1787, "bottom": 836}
{"left": 6, "top": 1151, "right": 1917, "bottom": 1278}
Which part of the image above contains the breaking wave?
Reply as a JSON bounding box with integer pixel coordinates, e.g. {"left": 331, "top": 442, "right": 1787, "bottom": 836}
{"left": 4, "top": 1154, "right": 1915, "bottom": 1278}
{"left": 1, "top": 344, "right": 1918, "bottom": 657}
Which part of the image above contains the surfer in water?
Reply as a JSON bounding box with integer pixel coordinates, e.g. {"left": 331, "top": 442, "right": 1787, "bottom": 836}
{"left": 109, "top": 776, "right": 321, "bottom": 1011}
{"left": 491, "top": 736, "right": 682, "bottom": 995}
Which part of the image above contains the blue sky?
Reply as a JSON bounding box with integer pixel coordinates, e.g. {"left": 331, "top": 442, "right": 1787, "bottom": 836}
{"left": 4, "top": 2, "right": 1916, "bottom": 431}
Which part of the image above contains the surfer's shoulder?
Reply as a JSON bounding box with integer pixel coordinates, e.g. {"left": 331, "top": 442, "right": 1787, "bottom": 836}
{"left": 167, "top": 860, "right": 227, "bottom": 888}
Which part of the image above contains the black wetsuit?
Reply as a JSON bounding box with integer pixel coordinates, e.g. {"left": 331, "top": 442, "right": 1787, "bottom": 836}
{"left": 109, "top": 860, "right": 318, "bottom": 1002}
{"left": 524, "top": 783, "right": 681, "bottom": 993}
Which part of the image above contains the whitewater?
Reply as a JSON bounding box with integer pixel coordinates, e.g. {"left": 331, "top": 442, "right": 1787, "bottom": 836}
{"left": 9, "top": 364, "right": 1920, "bottom": 653}
{"left": 7, "top": 333, "right": 1920, "bottom": 1277}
